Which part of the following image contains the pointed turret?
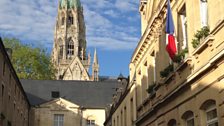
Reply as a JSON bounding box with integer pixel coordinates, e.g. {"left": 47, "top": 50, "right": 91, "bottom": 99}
{"left": 93, "top": 48, "right": 98, "bottom": 65}
{"left": 92, "top": 48, "right": 99, "bottom": 81}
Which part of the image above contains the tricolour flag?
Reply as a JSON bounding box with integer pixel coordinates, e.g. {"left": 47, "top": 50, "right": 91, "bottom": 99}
{"left": 166, "top": 0, "right": 177, "bottom": 60}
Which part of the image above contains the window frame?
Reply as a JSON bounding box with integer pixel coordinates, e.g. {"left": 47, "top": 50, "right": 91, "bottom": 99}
{"left": 200, "top": 0, "right": 208, "bottom": 27}
{"left": 86, "top": 119, "right": 95, "bottom": 126}
{"left": 54, "top": 114, "right": 64, "bottom": 126}
{"left": 205, "top": 105, "right": 218, "bottom": 126}
{"left": 67, "top": 39, "right": 74, "bottom": 57}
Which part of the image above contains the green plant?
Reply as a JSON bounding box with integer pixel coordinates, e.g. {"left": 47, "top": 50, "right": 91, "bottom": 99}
{"left": 146, "top": 83, "right": 156, "bottom": 94}
{"left": 173, "top": 48, "right": 188, "bottom": 63}
{"left": 160, "top": 64, "right": 174, "bottom": 78}
{"left": 191, "top": 26, "right": 210, "bottom": 48}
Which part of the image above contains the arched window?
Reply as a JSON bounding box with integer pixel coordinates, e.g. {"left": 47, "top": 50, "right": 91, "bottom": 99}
{"left": 168, "top": 119, "right": 177, "bottom": 126}
{"left": 200, "top": 100, "right": 218, "bottom": 126}
{"left": 61, "top": 12, "right": 65, "bottom": 26}
{"left": 182, "top": 111, "right": 195, "bottom": 126}
{"left": 68, "top": 12, "right": 74, "bottom": 25}
{"left": 59, "top": 45, "right": 63, "bottom": 58}
{"left": 67, "top": 38, "right": 74, "bottom": 57}
{"left": 200, "top": 0, "right": 208, "bottom": 27}
{"left": 58, "top": 39, "right": 63, "bottom": 59}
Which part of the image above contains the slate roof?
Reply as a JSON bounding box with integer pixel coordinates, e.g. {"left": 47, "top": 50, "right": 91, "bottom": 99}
{"left": 21, "top": 79, "right": 118, "bottom": 109}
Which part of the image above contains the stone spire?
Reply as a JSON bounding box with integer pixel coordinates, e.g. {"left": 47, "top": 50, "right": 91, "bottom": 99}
{"left": 92, "top": 48, "right": 99, "bottom": 81}
{"left": 93, "top": 48, "right": 98, "bottom": 65}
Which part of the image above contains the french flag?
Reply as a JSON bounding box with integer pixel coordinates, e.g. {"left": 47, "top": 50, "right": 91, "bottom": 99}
{"left": 166, "top": 0, "right": 177, "bottom": 60}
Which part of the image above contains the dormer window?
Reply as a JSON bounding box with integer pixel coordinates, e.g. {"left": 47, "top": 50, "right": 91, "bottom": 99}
{"left": 51, "top": 91, "right": 60, "bottom": 98}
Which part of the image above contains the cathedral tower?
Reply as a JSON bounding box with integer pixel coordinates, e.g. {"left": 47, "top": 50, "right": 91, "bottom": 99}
{"left": 52, "top": 0, "right": 91, "bottom": 80}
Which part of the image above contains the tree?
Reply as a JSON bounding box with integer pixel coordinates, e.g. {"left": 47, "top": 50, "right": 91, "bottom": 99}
{"left": 3, "top": 37, "right": 56, "bottom": 80}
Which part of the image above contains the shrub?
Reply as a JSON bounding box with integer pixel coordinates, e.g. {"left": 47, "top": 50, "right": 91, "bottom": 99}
{"left": 191, "top": 26, "right": 210, "bottom": 48}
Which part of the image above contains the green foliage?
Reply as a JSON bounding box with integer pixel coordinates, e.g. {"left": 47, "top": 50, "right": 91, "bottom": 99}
{"left": 160, "top": 64, "right": 174, "bottom": 78}
{"left": 173, "top": 48, "right": 188, "bottom": 63}
{"left": 192, "top": 39, "right": 200, "bottom": 48}
{"left": 3, "top": 38, "right": 56, "bottom": 80}
{"left": 146, "top": 82, "right": 156, "bottom": 94}
{"left": 191, "top": 26, "right": 210, "bottom": 48}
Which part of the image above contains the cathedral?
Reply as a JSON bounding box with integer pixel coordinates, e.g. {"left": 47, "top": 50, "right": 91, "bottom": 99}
{"left": 51, "top": 0, "right": 99, "bottom": 81}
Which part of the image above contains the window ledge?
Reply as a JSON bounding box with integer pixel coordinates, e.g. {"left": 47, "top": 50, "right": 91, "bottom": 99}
{"left": 175, "top": 57, "right": 192, "bottom": 72}
{"left": 192, "top": 35, "right": 215, "bottom": 55}
{"left": 210, "top": 19, "right": 224, "bottom": 35}
{"left": 160, "top": 72, "right": 175, "bottom": 85}
{"left": 137, "top": 105, "right": 143, "bottom": 112}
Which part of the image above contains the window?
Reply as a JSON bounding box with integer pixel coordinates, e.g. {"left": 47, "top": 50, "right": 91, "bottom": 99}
{"left": 67, "top": 39, "right": 74, "bottom": 57}
{"left": 151, "top": 51, "right": 156, "bottom": 82}
{"left": 178, "top": 4, "right": 188, "bottom": 50}
{"left": 124, "top": 107, "right": 127, "bottom": 126}
{"left": 61, "top": 17, "right": 65, "bottom": 26}
{"left": 7, "top": 121, "right": 11, "bottom": 126}
{"left": 117, "top": 116, "right": 119, "bottom": 126}
{"left": 168, "top": 119, "right": 177, "bottom": 126}
{"left": 68, "top": 16, "right": 74, "bottom": 25}
{"left": 59, "top": 45, "right": 63, "bottom": 58}
{"left": 182, "top": 111, "right": 195, "bottom": 126}
{"left": 87, "top": 120, "right": 95, "bottom": 126}
{"left": 54, "top": 114, "right": 64, "bottom": 126}
{"left": 130, "top": 98, "right": 134, "bottom": 122}
{"left": 200, "top": 0, "right": 208, "bottom": 27}
{"left": 2, "top": 84, "right": 4, "bottom": 97}
{"left": 51, "top": 91, "right": 60, "bottom": 98}
{"left": 206, "top": 106, "right": 218, "bottom": 126}
{"left": 200, "top": 100, "right": 219, "bottom": 126}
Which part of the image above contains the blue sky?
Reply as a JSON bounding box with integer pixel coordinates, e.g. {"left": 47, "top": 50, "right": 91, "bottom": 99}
{"left": 0, "top": 0, "right": 141, "bottom": 77}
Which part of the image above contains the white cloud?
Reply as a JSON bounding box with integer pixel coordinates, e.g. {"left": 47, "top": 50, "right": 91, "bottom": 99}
{"left": 104, "top": 10, "right": 119, "bottom": 18}
{"left": 0, "top": 0, "right": 140, "bottom": 50}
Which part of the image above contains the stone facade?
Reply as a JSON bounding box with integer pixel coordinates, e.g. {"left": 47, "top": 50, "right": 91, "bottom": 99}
{"left": 104, "top": 77, "right": 137, "bottom": 126}
{"left": 29, "top": 98, "right": 107, "bottom": 126}
{"left": 0, "top": 38, "right": 30, "bottom": 126}
{"left": 105, "top": 0, "right": 224, "bottom": 126}
{"left": 52, "top": 0, "right": 99, "bottom": 81}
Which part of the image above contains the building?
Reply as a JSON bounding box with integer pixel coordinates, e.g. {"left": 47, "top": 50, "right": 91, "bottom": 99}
{"left": 0, "top": 38, "right": 30, "bottom": 126}
{"left": 105, "top": 0, "right": 224, "bottom": 126}
{"left": 21, "top": 79, "right": 118, "bottom": 126}
{"left": 51, "top": 0, "right": 99, "bottom": 81}
{"left": 104, "top": 75, "right": 137, "bottom": 126}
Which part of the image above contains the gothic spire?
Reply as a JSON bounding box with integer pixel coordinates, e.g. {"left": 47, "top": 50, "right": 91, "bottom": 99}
{"left": 93, "top": 48, "right": 98, "bottom": 65}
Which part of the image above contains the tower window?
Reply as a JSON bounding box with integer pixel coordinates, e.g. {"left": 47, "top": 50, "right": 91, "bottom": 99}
{"left": 59, "top": 45, "right": 63, "bottom": 58}
{"left": 61, "top": 17, "right": 65, "bottom": 25}
{"left": 68, "top": 16, "right": 74, "bottom": 25}
{"left": 67, "top": 39, "right": 74, "bottom": 57}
